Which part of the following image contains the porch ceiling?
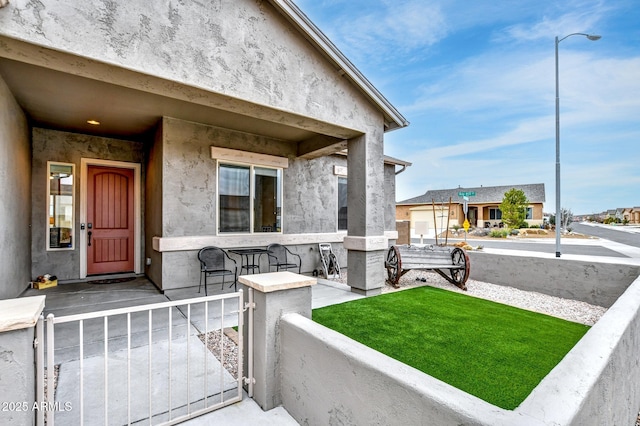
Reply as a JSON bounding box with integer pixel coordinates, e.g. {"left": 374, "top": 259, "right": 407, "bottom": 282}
{"left": 0, "top": 39, "right": 356, "bottom": 158}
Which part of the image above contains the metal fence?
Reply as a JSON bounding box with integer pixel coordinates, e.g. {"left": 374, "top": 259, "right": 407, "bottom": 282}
{"left": 35, "top": 290, "right": 248, "bottom": 425}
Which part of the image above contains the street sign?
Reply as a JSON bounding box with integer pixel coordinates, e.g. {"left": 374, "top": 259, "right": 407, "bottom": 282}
{"left": 463, "top": 219, "right": 470, "bottom": 231}
{"left": 458, "top": 191, "right": 476, "bottom": 197}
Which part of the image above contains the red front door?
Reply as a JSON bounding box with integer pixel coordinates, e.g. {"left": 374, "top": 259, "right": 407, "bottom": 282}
{"left": 87, "top": 166, "right": 135, "bottom": 275}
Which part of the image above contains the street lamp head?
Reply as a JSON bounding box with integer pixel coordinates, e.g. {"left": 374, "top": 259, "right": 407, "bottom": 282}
{"left": 557, "top": 33, "right": 602, "bottom": 44}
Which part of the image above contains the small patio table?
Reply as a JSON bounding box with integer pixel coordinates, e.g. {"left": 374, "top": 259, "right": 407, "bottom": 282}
{"left": 229, "top": 248, "right": 270, "bottom": 275}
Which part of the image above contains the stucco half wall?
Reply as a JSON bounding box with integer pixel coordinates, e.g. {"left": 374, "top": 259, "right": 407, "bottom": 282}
{"left": 279, "top": 273, "right": 640, "bottom": 425}
{"left": 467, "top": 251, "right": 640, "bottom": 308}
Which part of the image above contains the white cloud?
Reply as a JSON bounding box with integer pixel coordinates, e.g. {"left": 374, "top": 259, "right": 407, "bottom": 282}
{"left": 300, "top": 0, "right": 640, "bottom": 213}
{"left": 334, "top": 1, "right": 449, "bottom": 61}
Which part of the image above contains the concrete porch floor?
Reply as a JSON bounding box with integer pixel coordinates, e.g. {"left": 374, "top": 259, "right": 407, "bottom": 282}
{"left": 21, "top": 274, "right": 359, "bottom": 425}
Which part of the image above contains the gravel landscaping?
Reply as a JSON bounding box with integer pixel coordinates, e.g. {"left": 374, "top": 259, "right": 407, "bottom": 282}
{"left": 379, "top": 270, "right": 607, "bottom": 326}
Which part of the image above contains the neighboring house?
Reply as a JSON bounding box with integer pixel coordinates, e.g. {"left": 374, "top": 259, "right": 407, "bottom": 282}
{"left": 631, "top": 207, "right": 640, "bottom": 224}
{"left": 0, "top": 0, "right": 410, "bottom": 300}
{"left": 396, "top": 183, "right": 546, "bottom": 234}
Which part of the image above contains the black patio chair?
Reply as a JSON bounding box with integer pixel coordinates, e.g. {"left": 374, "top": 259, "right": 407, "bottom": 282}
{"left": 266, "top": 243, "right": 301, "bottom": 274}
{"left": 198, "top": 246, "right": 238, "bottom": 295}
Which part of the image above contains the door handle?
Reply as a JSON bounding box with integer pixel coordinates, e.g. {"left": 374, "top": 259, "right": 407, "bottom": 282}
{"left": 87, "top": 231, "right": 92, "bottom": 246}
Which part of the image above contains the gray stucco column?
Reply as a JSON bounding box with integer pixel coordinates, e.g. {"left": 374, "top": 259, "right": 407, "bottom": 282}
{"left": 239, "top": 272, "right": 316, "bottom": 411}
{"left": 345, "top": 133, "right": 387, "bottom": 296}
{"left": 0, "top": 296, "right": 46, "bottom": 426}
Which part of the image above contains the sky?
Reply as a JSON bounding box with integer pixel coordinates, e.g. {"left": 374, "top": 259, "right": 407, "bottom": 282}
{"left": 295, "top": 0, "right": 640, "bottom": 215}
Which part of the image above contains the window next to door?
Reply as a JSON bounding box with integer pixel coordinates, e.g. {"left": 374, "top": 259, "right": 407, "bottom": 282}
{"left": 47, "top": 162, "right": 75, "bottom": 250}
{"left": 218, "top": 163, "right": 282, "bottom": 233}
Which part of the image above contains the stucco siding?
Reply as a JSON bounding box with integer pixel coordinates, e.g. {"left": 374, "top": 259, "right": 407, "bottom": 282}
{"left": 145, "top": 123, "right": 164, "bottom": 287}
{"left": 384, "top": 163, "right": 397, "bottom": 231}
{"left": 285, "top": 157, "right": 340, "bottom": 234}
{"left": 0, "top": 0, "right": 376, "bottom": 134}
{"left": 31, "top": 128, "right": 145, "bottom": 281}
{"left": 0, "top": 74, "right": 31, "bottom": 299}
{"left": 159, "top": 118, "right": 363, "bottom": 238}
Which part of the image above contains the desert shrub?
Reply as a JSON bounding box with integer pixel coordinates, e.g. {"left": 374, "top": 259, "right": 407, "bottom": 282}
{"left": 510, "top": 229, "right": 519, "bottom": 236}
{"left": 489, "top": 230, "right": 509, "bottom": 238}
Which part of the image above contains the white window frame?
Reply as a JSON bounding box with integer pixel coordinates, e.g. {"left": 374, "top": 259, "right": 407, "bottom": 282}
{"left": 46, "top": 161, "right": 76, "bottom": 251}
{"left": 216, "top": 161, "right": 283, "bottom": 235}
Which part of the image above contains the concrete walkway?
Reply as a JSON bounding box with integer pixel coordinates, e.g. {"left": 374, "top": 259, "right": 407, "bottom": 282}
{"left": 23, "top": 275, "right": 359, "bottom": 425}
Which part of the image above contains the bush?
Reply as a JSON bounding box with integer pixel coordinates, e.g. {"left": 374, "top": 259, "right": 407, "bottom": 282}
{"left": 452, "top": 225, "right": 461, "bottom": 231}
{"left": 489, "top": 230, "right": 509, "bottom": 238}
{"left": 519, "top": 222, "right": 530, "bottom": 229}
{"left": 510, "top": 229, "right": 519, "bottom": 236}
{"left": 603, "top": 216, "right": 619, "bottom": 225}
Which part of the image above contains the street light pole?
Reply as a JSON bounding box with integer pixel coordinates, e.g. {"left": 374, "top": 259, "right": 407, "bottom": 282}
{"left": 555, "top": 32, "right": 600, "bottom": 258}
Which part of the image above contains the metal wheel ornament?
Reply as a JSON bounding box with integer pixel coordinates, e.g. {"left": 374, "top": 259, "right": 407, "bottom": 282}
{"left": 385, "top": 246, "right": 401, "bottom": 287}
{"left": 327, "top": 253, "right": 339, "bottom": 276}
{"left": 449, "top": 248, "right": 470, "bottom": 289}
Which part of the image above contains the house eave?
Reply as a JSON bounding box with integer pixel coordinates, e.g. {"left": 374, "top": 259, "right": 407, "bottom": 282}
{"left": 268, "top": 0, "right": 409, "bottom": 133}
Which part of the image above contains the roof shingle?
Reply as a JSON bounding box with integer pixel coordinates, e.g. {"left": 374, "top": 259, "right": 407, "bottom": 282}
{"left": 398, "top": 183, "right": 546, "bottom": 205}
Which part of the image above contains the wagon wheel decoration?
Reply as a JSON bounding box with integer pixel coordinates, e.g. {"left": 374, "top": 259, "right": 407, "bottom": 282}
{"left": 449, "top": 247, "right": 470, "bottom": 289}
{"left": 385, "top": 246, "right": 402, "bottom": 287}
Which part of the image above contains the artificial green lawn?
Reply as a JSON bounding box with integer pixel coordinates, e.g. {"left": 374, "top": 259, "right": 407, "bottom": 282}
{"left": 312, "top": 286, "right": 589, "bottom": 410}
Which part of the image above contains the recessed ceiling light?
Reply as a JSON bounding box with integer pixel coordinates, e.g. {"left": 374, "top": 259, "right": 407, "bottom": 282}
{"left": 87, "top": 119, "right": 101, "bottom": 125}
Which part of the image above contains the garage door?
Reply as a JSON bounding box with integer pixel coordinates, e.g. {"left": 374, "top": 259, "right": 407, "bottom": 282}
{"left": 410, "top": 207, "right": 450, "bottom": 236}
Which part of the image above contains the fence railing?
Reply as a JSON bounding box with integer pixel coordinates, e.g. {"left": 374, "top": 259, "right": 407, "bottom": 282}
{"left": 36, "top": 290, "right": 246, "bottom": 425}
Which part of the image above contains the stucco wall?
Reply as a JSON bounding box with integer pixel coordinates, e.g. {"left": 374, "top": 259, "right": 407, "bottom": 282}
{"left": 383, "top": 163, "right": 397, "bottom": 231}
{"left": 145, "top": 123, "right": 164, "bottom": 287}
{"left": 1, "top": 0, "right": 394, "bottom": 293}
{"left": 467, "top": 251, "right": 640, "bottom": 308}
{"left": 280, "top": 313, "right": 513, "bottom": 426}
{"left": 0, "top": 327, "right": 36, "bottom": 425}
{"left": 517, "top": 275, "right": 640, "bottom": 426}
{"left": 0, "top": 0, "right": 376, "bottom": 134}
{"left": 156, "top": 118, "right": 358, "bottom": 289}
{"left": 0, "top": 74, "right": 31, "bottom": 299}
{"left": 280, "top": 274, "right": 640, "bottom": 426}
{"left": 31, "top": 128, "right": 145, "bottom": 281}
{"left": 161, "top": 116, "right": 305, "bottom": 236}
{"left": 285, "top": 157, "right": 341, "bottom": 234}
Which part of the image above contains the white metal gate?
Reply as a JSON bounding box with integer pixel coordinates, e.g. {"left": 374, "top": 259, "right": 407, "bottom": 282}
{"left": 35, "top": 290, "right": 251, "bottom": 425}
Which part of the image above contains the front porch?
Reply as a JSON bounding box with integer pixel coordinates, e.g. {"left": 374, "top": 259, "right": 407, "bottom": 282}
{"left": 18, "top": 274, "right": 360, "bottom": 424}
